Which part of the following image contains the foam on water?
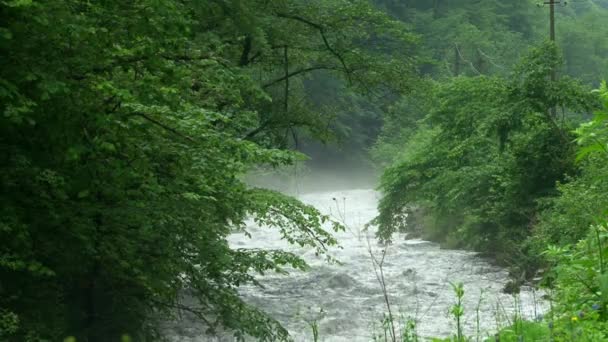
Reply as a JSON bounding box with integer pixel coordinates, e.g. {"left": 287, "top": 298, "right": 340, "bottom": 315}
{"left": 170, "top": 189, "right": 544, "bottom": 341}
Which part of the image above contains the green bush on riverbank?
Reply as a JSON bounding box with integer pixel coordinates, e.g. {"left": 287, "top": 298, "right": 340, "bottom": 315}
{"left": 374, "top": 46, "right": 608, "bottom": 277}
{"left": 374, "top": 79, "right": 608, "bottom": 341}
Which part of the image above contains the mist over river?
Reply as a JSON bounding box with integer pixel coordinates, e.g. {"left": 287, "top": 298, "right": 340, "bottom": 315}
{"left": 170, "top": 189, "right": 544, "bottom": 341}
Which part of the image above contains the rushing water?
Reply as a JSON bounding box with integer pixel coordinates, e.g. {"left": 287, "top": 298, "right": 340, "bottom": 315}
{"left": 170, "top": 189, "right": 544, "bottom": 341}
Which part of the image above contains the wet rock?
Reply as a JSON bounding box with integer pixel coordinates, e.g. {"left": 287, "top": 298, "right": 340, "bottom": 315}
{"left": 402, "top": 268, "right": 416, "bottom": 277}
{"left": 425, "top": 291, "right": 438, "bottom": 298}
{"left": 325, "top": 273, "right": 358, "bottom": 289}
{"left": 503, "top": 280, "right": 521, "bottom": 294}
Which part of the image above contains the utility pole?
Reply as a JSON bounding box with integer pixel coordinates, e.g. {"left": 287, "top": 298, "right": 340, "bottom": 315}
{"left": 543, "top": 0, "right": 560, "bottom": 117}
{"left": 544, "top": 0, "right": 559, "bottom": 83}
{"left": 547, "top": 0, "right": 557, "bottom": 43}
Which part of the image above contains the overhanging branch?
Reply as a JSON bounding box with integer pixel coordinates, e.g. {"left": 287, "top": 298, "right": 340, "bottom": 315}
{"left": 262, "top": 65, "right": 339, "bottom": 89}
{"left": 133, "top": 112, "right": 195, "bottom": 142}
{"left": 276, "top": 12, "right": 352, "bottom": 83}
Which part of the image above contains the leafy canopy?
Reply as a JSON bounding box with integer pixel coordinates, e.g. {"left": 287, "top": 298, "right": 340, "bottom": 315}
{"left": 0, "top": 0, "right": 415, "bottom": 341}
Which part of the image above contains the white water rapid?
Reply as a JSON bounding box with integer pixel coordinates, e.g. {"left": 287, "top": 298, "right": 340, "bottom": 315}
{"left": 171, "top": 189, "right": 544, "bottom": 341}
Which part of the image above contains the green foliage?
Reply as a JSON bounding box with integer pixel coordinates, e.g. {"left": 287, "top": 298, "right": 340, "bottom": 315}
{"left": 574, "top": 81, "right": 608, "bottom": 159}
{"left": 500, "top": 222, "right": 608, "bottom": 342}
{"left": 375, "top": 42, "right": 596, "bottom": 266}
{"left": 371, "top": 80, "right": 436, "bottom": 166}
{"left": 449, "top": 282, "right": 465, "bottom": 342}
{"left": 399, "top": 317, "right": 418, "bottom": 342}
{"left": 540, "top": 224, "right": 608, "bottom": 340}
{"left": 422, "top": 81, "right": 608, "bottom": 341}
{"left": 487, "top": 320, "right": 550, "bottom": 342}
{"left": 0, "top": 309, "right": 19, "bottom": 339}
{"left": 0, "top": 0, "right": 412, "bottom": 340}
{"left": 375, "top": 0, "right": 540, "bottom": 77}
{"left": 371, "top": 2, "right": 608, "bottom": 341}
{"left": 531, "top": 157, "right": 608, "bottom": 250}
{"left": 559, "top": 8, "right": 608, "bottom": 84}
{"left": 375, "top": 0, "right": 608, "bottom": 85}
{"left": 528, "top": 81, "right": 608, "bottom": 260}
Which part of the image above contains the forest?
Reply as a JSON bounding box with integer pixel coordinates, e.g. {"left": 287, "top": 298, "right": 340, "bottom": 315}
{"left": 2, "top": 0, "right": 608, "bottom": 341}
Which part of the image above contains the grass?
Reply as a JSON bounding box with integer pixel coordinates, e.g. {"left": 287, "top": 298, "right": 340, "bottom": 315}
{"left": 426, "top": 320, "right": 549, "bottom": 341}
{"left": 487, "top": 320, "right": 550, "bottom": 342}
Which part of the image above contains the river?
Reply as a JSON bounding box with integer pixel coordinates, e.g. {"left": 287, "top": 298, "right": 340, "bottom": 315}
{"left": 171, "top": 188, "right": 544, "bottom": 341}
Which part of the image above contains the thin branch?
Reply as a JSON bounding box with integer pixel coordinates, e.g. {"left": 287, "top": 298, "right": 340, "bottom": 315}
{"left": 242, "top": 119, "right": 271, "bottom": 140}
{"left": 133, "top": 112, "right": 195, "bottom": 142}
{"left": 149, "top": 297, "right": 215, "bottom": 333}
{"left": 276, "top": 12, "right": 352, "bottom": 83}
{"left": 574, "top": 274, "right": 601, "bottom": 300}
{"left": 242, "top": 118, "right": 322, "bottom": 140}
{"left": 366, "top": 235, "right": 397, "bottom": 342}
{"left": 266, "top": 207, "right": 330, "bottom": 251}
{"left": 262, "top": 65, "right": 339, "bottom": 89}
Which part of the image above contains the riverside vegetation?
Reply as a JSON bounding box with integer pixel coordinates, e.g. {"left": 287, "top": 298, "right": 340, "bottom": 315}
{"left": 371, "top": 1, "right": 608, "bottom": 341}
{"left": 2, "top": 0, "right": 608, "bottom": 341}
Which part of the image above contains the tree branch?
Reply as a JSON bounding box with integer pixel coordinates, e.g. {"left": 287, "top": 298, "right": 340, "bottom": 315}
{"left": 242, "top": 118, "right": 322, "bottom": 140}
{"left": 149, "top": 297, "right": 215, "bottom": 333}
{"left": 262, "top": 65, "right": 339, "bottom": 89}
{"left": 242, "top": 119, "right": 272, "bottom": 140}
{"left": 133, "top": 112, "right": 195, "bottom": 142}
{"left": 275, "top": 12, "right": 352, "bottom": 83}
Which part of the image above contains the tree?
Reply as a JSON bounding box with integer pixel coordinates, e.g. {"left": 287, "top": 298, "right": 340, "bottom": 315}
{"left": 374, "top": 43, "right": 595, "bottom": 264}
{"left": 0, "top": 0, "right": 415, "bottom": 340}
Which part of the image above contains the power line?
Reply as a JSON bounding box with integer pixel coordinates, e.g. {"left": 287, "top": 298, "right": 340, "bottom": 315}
{"left": 477, "top": 49, "right": 506, "bottom": 70}
{"left": 455, "top": 44, "right": 481, "bottom": 75}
